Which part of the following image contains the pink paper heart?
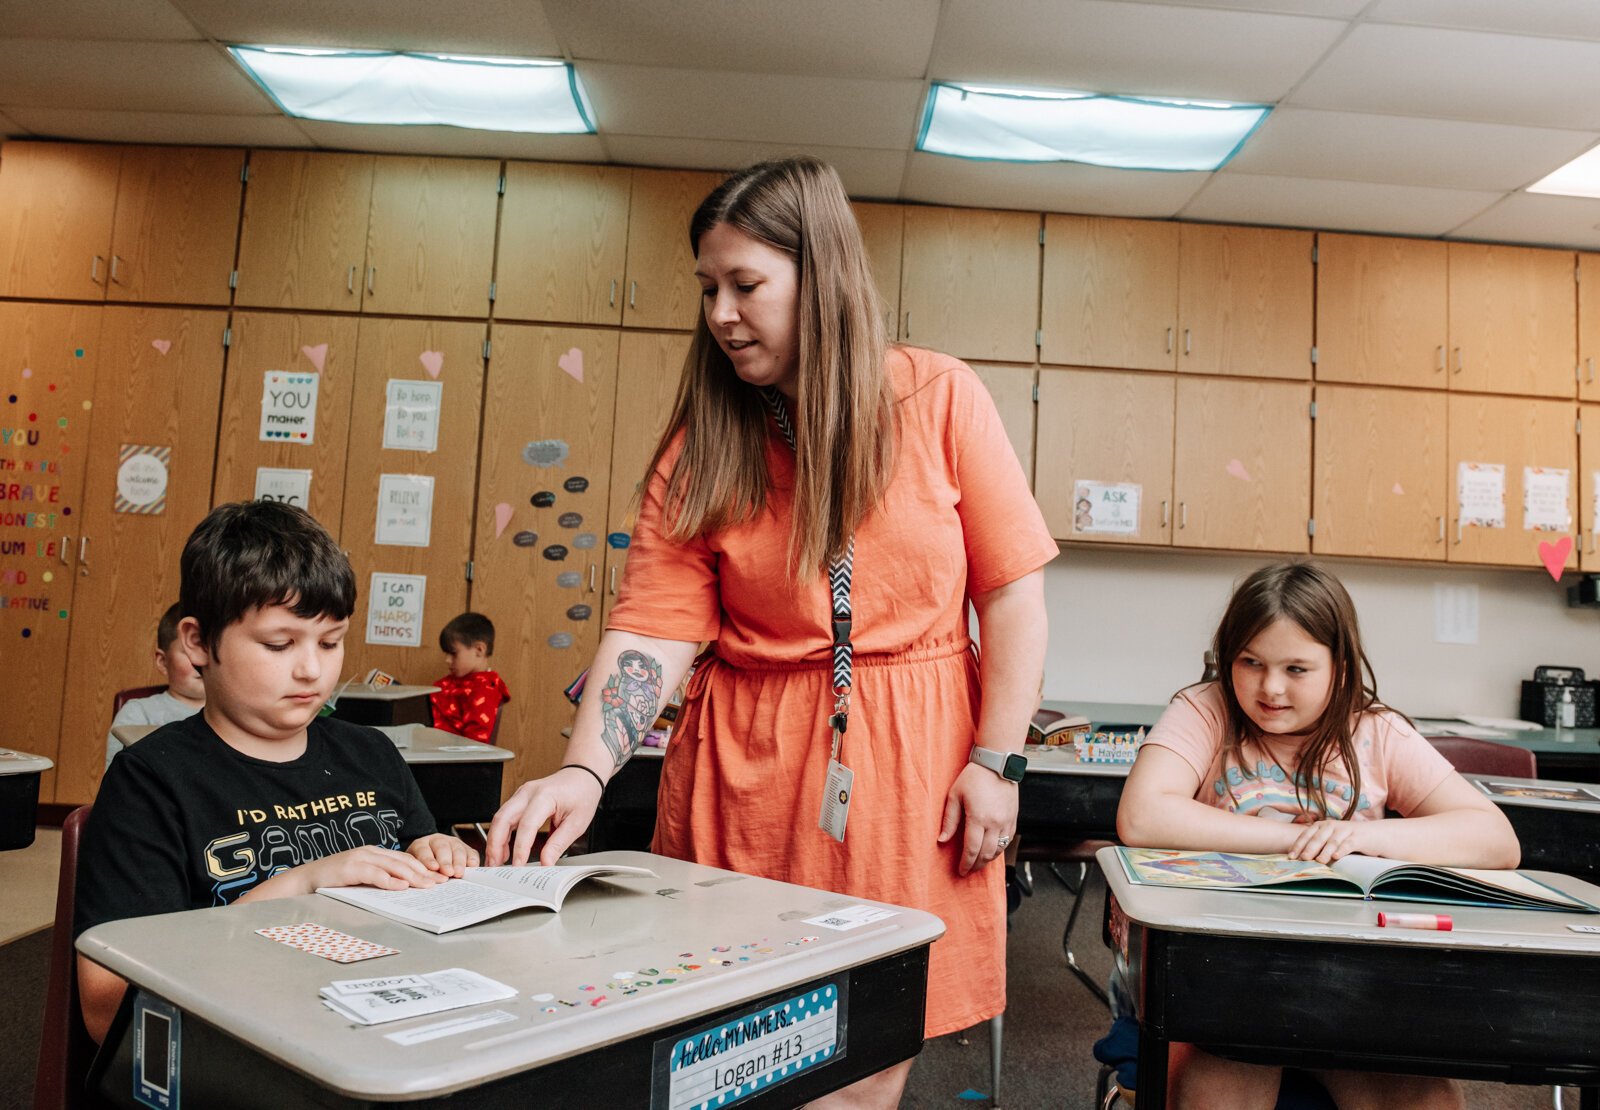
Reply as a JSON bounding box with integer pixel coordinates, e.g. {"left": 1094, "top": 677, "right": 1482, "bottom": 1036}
{"left": 300, "top": 343, "right": 328, "bottom": 372}
{"left": 419, "top": 351, "right": 444, "bottom": 379}
{"left": 1391, "top": 482, "right": 1404, "bottom": 495}
{"left": 558, "top": 347, "right": 584, "bottom": 383}
{"left": 1539, "top": 536, "right": 1572, "bottom": 581}
{"left": 1225, "top": 458, "right": 1252, "bottom": 482}
{"left": 150, "top": 339, "right": 171, "bottom": 356}
{"left": 494, "top": 502, "right": 513, "bottom": 539}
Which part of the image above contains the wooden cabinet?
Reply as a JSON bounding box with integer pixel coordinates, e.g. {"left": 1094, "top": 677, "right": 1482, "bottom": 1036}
{"left": 1173, "top": 377, "right": 1311, "bottom": 552}
{"left": 363, "top": 156, "right": 500, "bottom": 318}
{"left": 470, "top": 325, "right": 619, "bottom": 792}
{"left": 0, "top": 143, "right": 121, "bottom": 300}
{"left": 853, "top": 202, "right": 904, "bottom": 341}
{"left": 1579, "top": 253, "right": 1600, "bottom": 403}
{"left": 235, "top": 151, "right": 375, "bottom": 312}
{"left": 601, "top": 332, "right": 692, "bottom": 622}
{"left": 0, "top": 302, "right": 102, "bottom": 800}
{"left": 970, "top": 364, "right": 1036, "bottom": 483}
{"left": 900, "top": 206, "right": 1039, "bottom": 363}
{"left": 497, "top": 162, "right": 631, "bottom": 325}
{"left": 1447, "top": 394, "right": 1577, "bottom": 568}
{"left": 1035, "top": 368, "right": 1175, "bottom": 545}
{"left": 1582, "top": 404, "right": 1600, "bottom": 570}
{"left": 0, "top": 142, "right": 242, "bottom": 306}
{"left": 622, "top": 169, "right": 721, "bottom": 330}
{"left": 338, "top": 319, "right": 487, "bottom": 684}
{"left": 1314, "top": 233, "right": 1448, "bottom": 389}
{"left": 53, "top": 306, "right": 227, "bottom": 804}
{"left": 1040, "top": 215, "right": 1177, "bottom": 371}
{"left": 211, "top": 313, "right": 362, "bottom": 537}
{"left": 1311, "top": 385, "right": 1448, "bottom": 560}
{"left": 1447, "top": 243, "right": 1575, "bottom": 398}
{"left": 1179, "top": 224, "right": 1313, "bottom": 380}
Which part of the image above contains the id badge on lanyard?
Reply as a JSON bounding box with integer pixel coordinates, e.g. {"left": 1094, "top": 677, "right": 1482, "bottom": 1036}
{"left": 819, "top": 694, "right": 854, "bottom": 843}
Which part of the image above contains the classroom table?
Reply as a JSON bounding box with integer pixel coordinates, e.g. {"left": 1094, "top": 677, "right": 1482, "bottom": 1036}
{"left": 78, "top": 850, "right": 944, "bottom": 1109}
{"left": 1098, "top": 845, "right": 1600, "bottom": 1109}
{"left": 1466, "top": 772, "right": 1600, "bottom": 880}
{"left": 0, "top": 747, "right": 51, "bottom": 850}
{"left": 329, "top": 684, "right": 439, "bottom": 727}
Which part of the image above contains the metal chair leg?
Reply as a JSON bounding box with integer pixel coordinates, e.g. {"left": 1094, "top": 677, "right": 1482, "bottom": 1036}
{"left": 989, "top": 1012, "right": 1002, "bottom": 1107}
{"left": 1064, "top": 862, "right": 1111, "bottom": 1008}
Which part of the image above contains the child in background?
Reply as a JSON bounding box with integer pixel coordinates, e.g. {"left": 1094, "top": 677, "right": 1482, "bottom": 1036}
{"left": 1116, "top": 561, "right": 1518, "bottom": 1110}
{"left": 104, "top": 602, "right": 204, "bottom": 768}
{"left": 431, "top": 612, "right": 511, "bottom": 743}
{"left": 75, "top": 501, "right": 474, "bottom": 1044}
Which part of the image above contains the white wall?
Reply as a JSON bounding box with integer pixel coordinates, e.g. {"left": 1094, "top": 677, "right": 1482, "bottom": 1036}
{"left": 1041, "top": 547, "right": 1600, "bottom": 718}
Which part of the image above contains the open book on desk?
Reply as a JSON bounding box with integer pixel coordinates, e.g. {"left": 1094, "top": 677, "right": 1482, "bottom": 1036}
{"left": 1116, "top": 848, "right": 1598, "bottom": 913}
{"left": 318, "top": 863, "right": 656, "bottom": 934}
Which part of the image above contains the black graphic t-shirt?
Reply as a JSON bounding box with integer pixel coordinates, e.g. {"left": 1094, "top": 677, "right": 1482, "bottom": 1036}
{"left": 75, "top": 712, "right": 437, "bottom": 938}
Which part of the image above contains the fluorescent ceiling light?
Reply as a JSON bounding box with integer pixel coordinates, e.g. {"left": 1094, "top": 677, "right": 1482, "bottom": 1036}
{"left": 1528, "top": 144, "right": 1600, "bottom": 200}
{"left": 229, "top": 46, "right": 594, "bottom": 134}
{"left": 917, "top": 82, "right": 1270, "bottom": 171}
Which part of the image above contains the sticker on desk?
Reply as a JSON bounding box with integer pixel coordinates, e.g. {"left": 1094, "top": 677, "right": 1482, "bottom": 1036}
{"left": 384, "top": 1008, "right": 518, "bottom": 1045}
{"left": 256, "top": 922, "right": 400, "bottom": 963}
{"left": 1569, "top": 924, "right": 1600, "bottom": 934}
{"left": 132, "top": 991, "right": 180, "bottom": 1110}
{"left": 803, "top": 905, "right": 898, "bottom": 931}
{"left": 652, "top": 979, "right": 847, "bottom": 1110}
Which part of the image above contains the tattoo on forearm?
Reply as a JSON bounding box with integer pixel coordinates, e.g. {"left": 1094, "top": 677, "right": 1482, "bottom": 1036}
{"left": 599, "top": 649, "right": 664, "bottom": 769}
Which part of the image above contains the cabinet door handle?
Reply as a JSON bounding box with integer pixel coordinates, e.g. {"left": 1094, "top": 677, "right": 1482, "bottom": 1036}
{"left": 91, "top": 255, "right": 104, "bottom": 284}
{"left": 60, "top": 533, "right": 71, "bottom": 565}
{"left": 609, "top": 565, "right": 618, "bottom": 595}
{"left": 79, "top": 535, "right": 90, "bottom": 574}
{"left": 1179, "top": 502, "right": 1187, "bottom": 529}
{"left": 629, "top": 280, "right": 637, "bottom": 309}
{"left": 347, "top": 265, "right": 356, "bottom": 293}
{"left": 1437, "top": 516, "right": 1445, "bottom": 544}
{"left": 1589, "top": 357, "right": 1595, "bottom": 383}
{"left": 1453, "top": 347, "right": 1463, "bottom": 374}
{"left": 110, "top": 255, "right": 123, "bottom": 284}
{"left": 1455, "top": 517, "right": 1464, "bottom": 545}
{"left": 588, "top": 563, "right": 597, "bottom": 593}
{"left": 609, "top": 279, "right": 617, "bottom": 308}
{"left": 367, "top": 266, "right": 376, "bottom": 295}
{"left": 1166, "top": 327, "right": 1174, "bottom": 355}
{"left": 1435, "top": 345, "right": 1445, "bottom": 373}
{"left": 1183, "top": 328, "right": 1192, "bottom": 356}
{"left": 904, "top": 311, "right": 911, "bottom": 339}
{"left": 1591, "top": 529, "right": 1597, "bottom": 554}
{"left": 1160, "top": 499, "right": 1170, "bottom": 528}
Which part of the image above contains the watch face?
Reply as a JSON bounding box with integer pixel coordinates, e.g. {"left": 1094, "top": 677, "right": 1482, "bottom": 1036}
{"left": 1002, "top": 753, "right": 1027, "bottom": 782}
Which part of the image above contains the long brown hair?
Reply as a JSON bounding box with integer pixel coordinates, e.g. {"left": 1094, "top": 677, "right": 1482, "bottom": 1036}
{"left": 643, "top": 157, "right": 896, "bottom": 573}
{"left": 1212, "top": 561, "right": 1385, "bottom": 818}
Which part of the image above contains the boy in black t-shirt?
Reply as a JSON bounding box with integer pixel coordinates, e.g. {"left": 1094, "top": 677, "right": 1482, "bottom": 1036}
{"left": 75, "top": 501, "right": 476, "bottom": 1043}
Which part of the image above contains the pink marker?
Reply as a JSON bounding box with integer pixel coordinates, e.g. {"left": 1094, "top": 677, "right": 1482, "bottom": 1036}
{"left": 1377, "top": 912, "right": 1452, "bottom": 931}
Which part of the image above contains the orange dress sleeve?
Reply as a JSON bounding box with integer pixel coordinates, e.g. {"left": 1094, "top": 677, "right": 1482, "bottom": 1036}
{"left": 944, "top": 360, "right": 1058, "bottom": 593}
{"left": 604, "top": 431, "right": 723, "bottom": 644}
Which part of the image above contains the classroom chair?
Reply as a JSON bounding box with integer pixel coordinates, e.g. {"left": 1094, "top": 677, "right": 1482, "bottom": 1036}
{"left": 33, "top": 805, "right": 94, "bottom": 1110}
{"left": 111, "top": 684, "right": 165, "bottom": 716}
{"left": 1425, "top": 735, "right": 1537, "bottom": 778}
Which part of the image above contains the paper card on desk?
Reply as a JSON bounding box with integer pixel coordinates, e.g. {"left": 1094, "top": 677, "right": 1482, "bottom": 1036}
{"left": 319, "top": 968, "right": 515, "bottom": 1025}
{"left": 804, "top": 905, "right": 898, "bottom": 931}
{"left": 256, "top": 922, "right": 399, "bottom": 963}
{"left": 1476, "top": 780, "right": 1600, "bottom": 805}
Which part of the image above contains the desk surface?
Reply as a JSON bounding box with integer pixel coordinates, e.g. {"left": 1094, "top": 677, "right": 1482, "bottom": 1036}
{"left": 0, "top": 747, "right": 51, "bottom": 775}
{"left": 377, "top": 724, "right": 514, "bottom": 764}
{"left": 79, "top": 851, "right": 943, "bottom": 1101}
{"left": 338, "top": 684, "right": 439, "bottom": 701}
{"left": 1465, "top": 772, "right": 1600, "bottom": 813}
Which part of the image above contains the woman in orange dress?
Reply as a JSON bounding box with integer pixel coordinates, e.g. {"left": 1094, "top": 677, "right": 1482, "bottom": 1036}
{"left": 488, "top": 157, "right": 1054, "bottom": 1108}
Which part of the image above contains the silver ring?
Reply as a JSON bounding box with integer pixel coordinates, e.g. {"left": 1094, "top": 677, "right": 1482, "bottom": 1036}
{"left": 995, "top": 835, "right": 1012, "bottom": 849}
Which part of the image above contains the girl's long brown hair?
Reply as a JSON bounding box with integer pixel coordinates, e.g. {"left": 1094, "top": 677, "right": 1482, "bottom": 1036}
{"left": 1213, "top": 561, "right": 1385, "bottom": 818}
{"left": 642, "top": 157, "right": 896, "bottom": 574}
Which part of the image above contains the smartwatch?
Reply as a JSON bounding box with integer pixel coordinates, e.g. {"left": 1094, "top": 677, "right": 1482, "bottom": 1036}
{"left": 969, "top": 744, "right": 1027, "bottom": 783}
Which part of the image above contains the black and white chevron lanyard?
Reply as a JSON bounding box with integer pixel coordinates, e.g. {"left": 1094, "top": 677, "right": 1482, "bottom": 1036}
{"left": 760, "top": 388, "right": 855, "bottom": 760}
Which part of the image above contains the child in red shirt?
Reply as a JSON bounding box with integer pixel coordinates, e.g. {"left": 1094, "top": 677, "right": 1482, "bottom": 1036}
{"left": 430, "top": 612, "right": 510, "bottom": 743}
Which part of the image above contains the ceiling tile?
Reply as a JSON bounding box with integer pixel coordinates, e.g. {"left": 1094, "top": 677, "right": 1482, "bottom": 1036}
{"left": 580, "top": 64, "right": 924, "bottom": 150}
{"left": 3, "top": 108, "right": 310, "bottom": 147}
{"left": 1180, "top": 172, "right": 1503, "bottom": 235}
{"left": 901, "top": 153, "right": 1210, "bottom": 216}
{"left": 0, "top": 40, "right": 275, "bottom": 114}
{"left": 1226, "top": 107, "right": 1599, "bottom": 191}
{"left": 543, "top": 0, "right": 939, "bottom": 79}
{"left": 171, "top": 0, "right": 562, "bottom": 55}
{"left": 295, "top": 120, "right": 606, "bottom": 161}
{"left": 1290, "top": 24, "right": 1600, "bottom": 130}
{"left": 929, "top": 0, "right": 1347, "bottom": 102}
{"left": 602, "top": 136, "right": 908, "bottom": 198}
{"left": 1447, "top": 192, "right": 1600, "bottom": 250}
{"left": 1369, "top": 0, "right": 1600, "bottom": 41}
{"left": 0, "top": 0, "right": 199, "bottom": 41}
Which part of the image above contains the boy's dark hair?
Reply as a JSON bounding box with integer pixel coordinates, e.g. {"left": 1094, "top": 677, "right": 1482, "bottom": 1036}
{"left": 439, "top": 612, "right": 495, "bottom": 655}
{"left": 156, "top": 602, "right": 183, "bottom": 653}
{"left": 180, "top": 501, "right": 356, "bottom": 658}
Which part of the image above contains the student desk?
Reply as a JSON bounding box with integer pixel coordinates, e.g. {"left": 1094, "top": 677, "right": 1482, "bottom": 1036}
{"left": 78, "top": 850, "right": 943, "bottom": 1109}
{"left": 330, "top": 684, "right": 439, "bottom": 727}
{"left": 1466, "top": 773, "right": 1600, "bottom": 880}
{"left": 0, "top": 747, "right": 51, "bottom": 850}
{"left": 1098, "top": 845, "right": 1600, "bottom": 1110}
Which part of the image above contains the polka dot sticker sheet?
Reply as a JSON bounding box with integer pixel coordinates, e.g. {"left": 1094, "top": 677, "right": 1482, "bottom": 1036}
{"left": 256, "top": 922, "right": 400, "bottom": 963}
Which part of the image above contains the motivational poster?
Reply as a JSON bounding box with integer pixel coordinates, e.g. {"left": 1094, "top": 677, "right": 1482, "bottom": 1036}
{"left": 375, "top": 474, "right": 434, "bottom": 547}
{"left": 1523, "top": 466, "right": 1570, "bottom": 532}
{"left": 254, "top": 467, "right": 312, "bottom": 511}
{"left": 383, "top": 380, "right": 442, "bottom": 453}
{"left": 260, "top": 371, "right": 319, "bottom": 443}
{"left": 114, "top": 444, "right": 170, "bottom": 514}
{"left": 1457, "top": 462, "right": 1505, "bottom": 529}
{"left": 1071, "top": 480, "right": 1141, "bottom": 536}
{"left": 366, "top": 572, "right": 426, "bottom": 647}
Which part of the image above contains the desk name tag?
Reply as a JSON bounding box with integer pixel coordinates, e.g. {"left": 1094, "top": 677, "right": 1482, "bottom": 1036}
{"left": 132, "top": 991, "right": 181, "bottom": 1110}
{"left": 652, "top": 978, "right": 848, "bottom": 1110}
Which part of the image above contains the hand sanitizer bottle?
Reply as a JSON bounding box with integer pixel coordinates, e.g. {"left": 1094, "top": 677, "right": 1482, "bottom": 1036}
{"left": 1559, "top": 687, "right": 1577, "bottom": 737}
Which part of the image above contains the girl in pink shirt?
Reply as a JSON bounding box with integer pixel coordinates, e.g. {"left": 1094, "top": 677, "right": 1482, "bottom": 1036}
{"left": 1118, "top": 561, "right": 1519, "bottom": 1110}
